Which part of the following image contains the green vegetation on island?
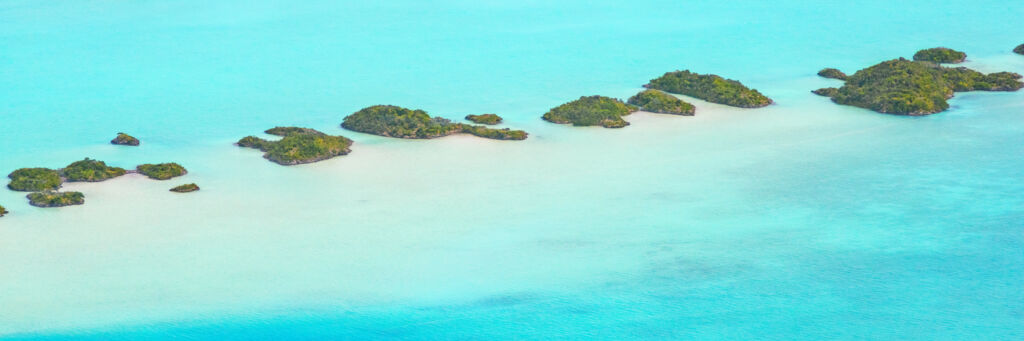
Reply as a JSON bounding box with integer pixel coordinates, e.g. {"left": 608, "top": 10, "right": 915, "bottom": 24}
{"left": 645, "top": 70, "right": 773, "bottom": 108}
{"left": 8, "top": 168, "right": 62, "bottom": 192}
{"left": 136, "top": 163, "right": 187, "bottom": 180}
{"left": 61, "top": 158, "right": 126, "bottom": 182}
{"left": 170, "top": 183, "right": 200, "bottom": 193}
{"left": 343, "top": 105, "right": 458, "bottom": 138}
{"left": 343, "top": 105, "right": 527, "bottom": 140}
{"left": 9, "top": 159, "right": 126, "bottom": 190}
{"left": 542, "top": 95, "right": 638, "bottom": 128}
{"left": 0, "top": 204, "right": 7, "bottom": 217}
{"left": 26, "top": 191, "right": 84, "bottom": 208}
{"left": 1015, "top": 44, "right": 1024, "bottom": 55}
{"left": 913, "top": 47, "right": 966, "bottom": 64}
{"left": 817, "top": 68, "right": 847, "bottom": 80}
{"left": 465, "top": 114, "right": 502, "bottom": 125}
{"left": 237, "top": 127, "right": 353, "bottom": 165}
{"left": 627, "top": 89, "right": 695, "bottom": 115}
{"left": 6, "top": 158, "right": 193, "bottom": 209}
{"left": 111, "top": 132, "right": 140, "bottom": 146}
{"left": 263, "top": 127, "right": 323, "bottom": 136}
{"left": 460, "top": 124, "right": 528, "bottom": 140}
{"left": 814, "top": 58, "right": 1023, "bottom": 115}
{"left": 811, "top": 87, "right": 839, "bottom": 97}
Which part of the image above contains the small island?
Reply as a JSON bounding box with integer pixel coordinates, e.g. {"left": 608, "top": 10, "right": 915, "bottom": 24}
{"left": 813, "top": 58, "right": 1023, "bottom": 115}
{"left": 61, "top": 158, "right": 126, "bottom": 182}
{"left": 343, "top": 105, "right": 527, "bottom": 140}
{"left": 7, "top": 159, "right": 191, "bottom": 208}
{"left": 811, "top": 87, "right": 839, "bottom": 97}
{"left": 627, "top": 89, "right": 695, "bottom": 115}
{"left": 913, "top": 47, "right": 967, "bottom": 64}
{"left": 237, "top": 127, "right": 353, "bottom": 165}
{"left": 465, "top": 114, "right": 502, "bottom": 125}
{"left": 817, "top": 68, "right": 847, "bottom": 80}
{"left": 136, "top": 163, "right": 187, "bottom": 180}
{"left": 8, "top": 168, "right": 62, "bottom": 192}
{"left": 111, "top": 132, "right": 140, "bottom": 146}
{"left": 0, "top": 204, "right": 7, "bottom": 217}
{"left": 458, "top": 124, "right": 528, "bottom": 140}
{"left": 344, "top": 105, "right": 459, "bottom": 138}
{"left": 27, "top": 191, "right": 85, "bottom": 208}
{"left": 1015, "top": 44, "right": 1024, "bottom": 55}
{"left": 170, "top": 183, "right": 200, "bottom": 193}
{"left": 644, "top": 70, "right": 773, "bottom": 108}
{"left": 542, "top": 95, "right": 637, "bottom": 128}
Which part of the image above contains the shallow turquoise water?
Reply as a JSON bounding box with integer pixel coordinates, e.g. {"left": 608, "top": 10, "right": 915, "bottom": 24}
{"left": 1, "top": 0, "right": 1023, "bottom": 339}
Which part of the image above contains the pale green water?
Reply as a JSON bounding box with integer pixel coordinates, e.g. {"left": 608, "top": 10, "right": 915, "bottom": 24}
{"left": 1, "top": 1, "right": 1023, "bottom": 339}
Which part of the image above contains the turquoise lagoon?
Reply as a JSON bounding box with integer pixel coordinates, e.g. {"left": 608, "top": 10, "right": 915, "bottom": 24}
{"left": 1, "top": 0, "right": 1023, "bottom": 339}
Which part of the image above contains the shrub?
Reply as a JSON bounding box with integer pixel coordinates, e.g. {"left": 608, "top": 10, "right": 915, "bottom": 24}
{"left": 343, "top": 105, "right": 462, "bottom": 138}
{"left": 542, "top": 95, "right": 637, "bottom": 128}
{"left": 8, "top": 168, "right": 62, "bottom": 192}
{"left": 912, "top": 47, "right": 966, "bottom": 64}
{"left": 238, "top": 127, "right": 353, "bottom": 165}
{"left": 812, "top": 87, "right": 839, "bottom": 97}
{"left": 457, "top": 124, "right": 528, "bottom": 140}
{"left": 819, "top": 58, "right": 1023, "bottom": 115}
{"left": 170, "top": 183, "right": 200, "bottom": 193}
{"left": 137, "top": 163, "right": 187, "bottom": 180}
{"left": 817, "top": 68, "right": 847, "bottom": 80}
{"left": 110, "top": 132, "right": 140, "bottom": 146}
{"left": 645, "top": 70, "right": 773, "bottom": 108}
{"left": 26, "top": 191, "right": 84, "bottom": 207}
{"left": 465, "top": 114, "right": 503, "bottom": 125}
{"left": 61, "top": 158, "right": 126, "bottom": 182}
{"left": 627, "top": 89, "right": 695, "bottom": 115}
{"left": 344, "top": 105, "right": 527, "bottom": 140}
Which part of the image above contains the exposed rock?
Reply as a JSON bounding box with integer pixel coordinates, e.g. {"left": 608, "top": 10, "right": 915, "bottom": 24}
{"left": 111, "top": 132, "right": 140, "bottom": 146}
